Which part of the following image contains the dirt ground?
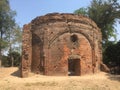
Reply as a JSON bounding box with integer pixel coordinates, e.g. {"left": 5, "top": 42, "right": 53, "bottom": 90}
{"left": 0, "top": 67, "right": 120, "bottom": 90}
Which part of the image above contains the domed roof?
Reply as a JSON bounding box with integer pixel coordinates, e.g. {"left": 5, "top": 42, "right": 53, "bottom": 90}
{"left": 31, "top": 13, "right": 99, "bottom": 30}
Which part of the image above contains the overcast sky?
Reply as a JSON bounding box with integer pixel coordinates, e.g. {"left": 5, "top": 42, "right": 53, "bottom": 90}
{"left": 9, "top": 0, "right": 120, "bottom": 41}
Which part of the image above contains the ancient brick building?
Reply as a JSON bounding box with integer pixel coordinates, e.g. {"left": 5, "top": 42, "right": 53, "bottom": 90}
{"left": 21, "top": 13, "right": 103, "bottom": 77}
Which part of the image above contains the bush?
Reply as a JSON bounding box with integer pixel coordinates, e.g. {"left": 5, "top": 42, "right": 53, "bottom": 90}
{"left": 103, "top": 41, "right": 120, "bottom": 74}
{"left": 2, "top": 51, "right": 21, "bottom": 67}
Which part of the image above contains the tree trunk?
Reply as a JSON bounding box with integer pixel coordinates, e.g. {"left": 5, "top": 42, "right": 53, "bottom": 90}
{"left": 0, "top": 50, "right": 1, "bottom": 67}
{"left": 9, "top": 45, "right": 14, "bottom": 67}
{"left": 11, "top": 56, "right": 14, "bottom": 67}
{"left": 0, "top": 32, "right": 2, "bottom": 67}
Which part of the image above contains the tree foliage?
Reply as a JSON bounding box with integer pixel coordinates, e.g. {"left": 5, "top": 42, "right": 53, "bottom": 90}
{"left": 74, "top": 8, "right": 88, "bottom": 16}
{"left": 2, "top": 51, "right": 21, "bottom": 67}
{"left": 74, "top": 0, "right": 120, "bottom": 46}
{"left": 0, "top": 0, "right": 16, "bottom": 48}
{"left": 103, "top": 41, "right": 120, "bottom": 74}
{"left": 0, "top": 0, "right": 22, "bottom": 66}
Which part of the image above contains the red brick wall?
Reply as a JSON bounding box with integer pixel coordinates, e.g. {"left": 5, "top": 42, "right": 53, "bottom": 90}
{"left": 21, "top": 13, "right": 102, "bottom": 77}
{"left": 21, "top": 24, "right": 32, "bottom": 77}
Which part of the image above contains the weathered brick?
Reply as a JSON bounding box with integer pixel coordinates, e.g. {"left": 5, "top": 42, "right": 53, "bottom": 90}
{"left": 21, "top": 13, "right": 102, "bottom": 77}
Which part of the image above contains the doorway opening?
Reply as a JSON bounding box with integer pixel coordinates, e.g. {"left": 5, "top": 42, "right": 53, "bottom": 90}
{"left": 68, "top": 59, "right": 80, "bottom": 76}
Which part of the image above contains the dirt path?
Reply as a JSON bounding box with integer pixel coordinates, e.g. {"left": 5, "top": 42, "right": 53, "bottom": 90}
{"left": 0, "top": 67, "right": 120, "bottom": 90}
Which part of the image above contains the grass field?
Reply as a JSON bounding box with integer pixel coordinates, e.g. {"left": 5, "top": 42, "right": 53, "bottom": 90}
{"left": 0, "top": 67, "right": 120, "bottom": 90}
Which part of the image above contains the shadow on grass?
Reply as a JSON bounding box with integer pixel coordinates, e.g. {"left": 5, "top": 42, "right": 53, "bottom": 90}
{"left": 11, "top": 68, "right": 20, "bottom": 77}
{"left": 106, "top": 73, "right": 120, "bottom": 82}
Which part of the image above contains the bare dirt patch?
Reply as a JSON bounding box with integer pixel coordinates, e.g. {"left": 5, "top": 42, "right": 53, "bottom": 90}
{"left": 0, "top": 67, "right": 120, "bottom": 90}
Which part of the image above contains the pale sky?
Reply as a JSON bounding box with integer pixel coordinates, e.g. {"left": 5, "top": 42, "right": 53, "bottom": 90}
{"left": 9, "top": 0, "right": 120, "bottom": 41}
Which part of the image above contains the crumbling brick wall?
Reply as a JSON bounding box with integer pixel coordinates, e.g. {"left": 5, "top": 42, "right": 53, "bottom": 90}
{"left": 21, "top": 13, "right": 102, "bottom": 77}
{"left": 21, "top": 24, "right": 32, "bottom": 77}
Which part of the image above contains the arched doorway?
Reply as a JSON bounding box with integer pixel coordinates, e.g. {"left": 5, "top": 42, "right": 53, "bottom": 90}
{"left": 68, "top": 55, "right": 81, "bottom": 76}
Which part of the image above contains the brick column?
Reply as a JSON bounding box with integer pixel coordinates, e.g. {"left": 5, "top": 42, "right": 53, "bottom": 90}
{"left": 21, "top": 24, "right": 32, "bottom": 77}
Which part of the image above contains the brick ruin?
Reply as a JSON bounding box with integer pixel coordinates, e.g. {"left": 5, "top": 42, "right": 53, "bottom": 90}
{"left": 21, "top": 13, "right": 103, "bottom": 77}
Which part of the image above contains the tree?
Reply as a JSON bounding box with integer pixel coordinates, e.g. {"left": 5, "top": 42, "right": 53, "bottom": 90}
{"left": 74, "top": 0, "right": 120, "bottom": 48}
{"left": 0, "top": 0, "right": 17, "bottom": 66}
{"left": 6, "top": 25, "right": 22, "bottom": 67}
{"left": 74, "top": 8, "right": 88, "bottom": 16}
{"left": 2, "top": 51, "right": 21, "bottom": 67}
{"left": 104, "top": 40, "right": 120, "bottom": 74}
